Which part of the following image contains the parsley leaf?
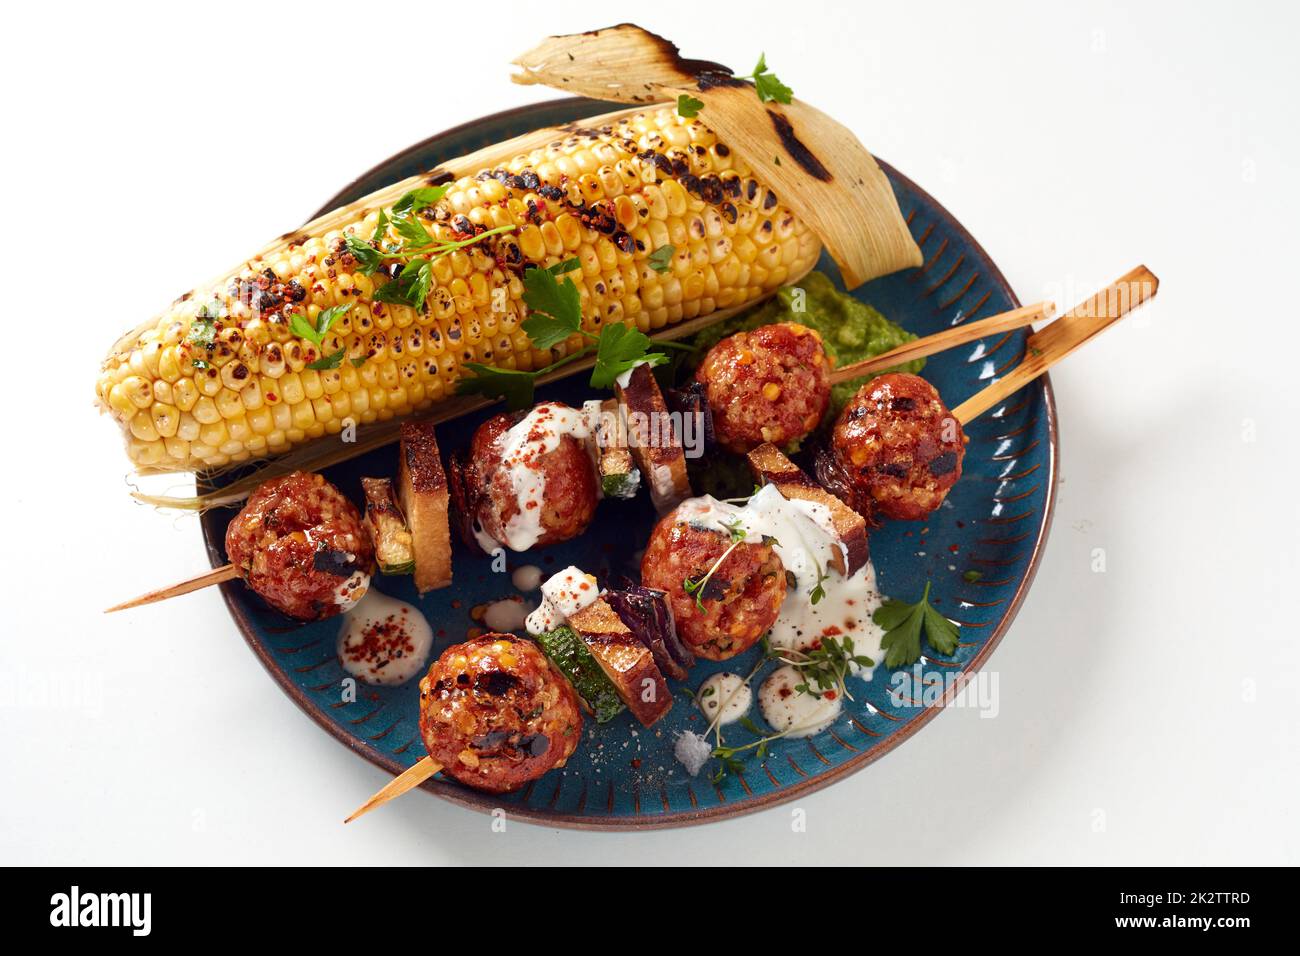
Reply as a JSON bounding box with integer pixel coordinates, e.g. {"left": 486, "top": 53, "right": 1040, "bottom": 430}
{"left": 393, "top": 214, "right": 434, "bottom": 249}
{"left": 589, "top": 323, "right": 667, "bottom": 389}
{"left": 963, "top": 570, "right": 984, "bottom": 583}
{"left": 392, "top": 186, "right": 450, "bottom": 217}
{"left": 873, "top": 581, "right": 960, "bottom": 667}
{"left": 308, "top": 349, "right": 346, "bottom": 371}
{"left": 739, "top": 53, "right": 794, "bottom": 104}
{"left": 522, "top": 263, "right": 582, "bottom": 329}
{"left": 676, "top": 94, "right": 704, "bottom": 118}
{"left": 373, "top": 258, "right": 432, "bottom": 309}
{"left": 647, "top": 244, "right": 675, "bottom": 273}
{"left": 289, "top": 312, "right": 319, "bottom": 344}
{"left": 344, "top": 235, "right": 384, "bottom": 276}
{"left": 457, "top": 363, "right": 538, "bottom": 410}
{"left": 520, "top": 264, "right": 583, "bottom": 350}
{"left": 187, "top": 315, "right": 216, "bottom": 350}
{"left": 291, "top": 303, "right": 352, "bottom": 346}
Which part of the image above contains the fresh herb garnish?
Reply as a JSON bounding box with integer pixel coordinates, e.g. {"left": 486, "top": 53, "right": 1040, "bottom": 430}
{"left": 683, "top": 525, "right": 747, "bottom": 612}
{"left": 341, "top": 186, "right": 515, "bottom": 299}
{"left": 676, "top": 94, "right": 704, "bottom": 118}
{"left": 457, "top": 260, "right": 667, "bottom": 408}
{"left": 457, "top": 363, "right": 542, "bottom": 410}
{"left": 963, "top": 570, "right": 984, "bottom": 583}
{"left": 290, "top": 303, "right": 352, "bottom": 347}
{"left": 185, "top": 303, "right": 221, "bottom": 368}
{"left": 872, "top": 581, "right": 960, "bottom": 667}
{"left": 308, "top": 349, "right": 368, "bottom": 371}
{"left": 647, "top": 244, "right": 675, "bottom": 273}
{"left": 775, "top": 635, "right": 872, "bottom": 702}
{"left": 737, "top": 53, "right": 793, "bottom": 104}
{"left": 590, "top": 324, "right": 667, "bottom": 388}
{"left": 809, "top": 557, "right": 829, "bottom": 605}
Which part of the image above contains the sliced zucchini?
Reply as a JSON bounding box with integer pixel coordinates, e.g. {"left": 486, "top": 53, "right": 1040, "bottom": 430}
{"left": 534, "top": 625, "right": 625, "bottom": 724}
{"left": 589, "top": 398, "right": 640, "bottom": 500}
{"left": 601, "top": 466, "right": 640, "bottom": 500}
{"left": 360, "top": 477, "right": 415, "bottom": 575}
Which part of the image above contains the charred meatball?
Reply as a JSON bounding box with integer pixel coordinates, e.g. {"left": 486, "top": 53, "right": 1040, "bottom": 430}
{"left": 454, "top": 402, "right": 598, "bottom": 553}
{"left": 641, "top": 510, "right": 787, "bottom": 661}
{"left": 224, "top": 471, "right": 374, "bottom": 621}
{"left": 830, "top": 373, "right": 966, "bottom": 522}
{"left": 418, "top": 634, "right": 583, "bottom": 793}
{"left": 695, "top": 322, "right": 831, "bottom": 453}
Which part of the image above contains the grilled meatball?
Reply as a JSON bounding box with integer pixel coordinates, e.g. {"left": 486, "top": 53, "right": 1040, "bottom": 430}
{"left": 830, "top": 373, "right": 966, "bottom": 522}
{"left": 224, "top": 471, "right": 374, "bottom": 621}
{"left": 695, "top": 322, "right": 831, "bottom": 453}
{"left": 457, "top": 403, "right": 598, "bottom": 552}
{"left": 418, "top": 634, "right": 583, "bottom": 793}
{"left": 641, "top": 511, "right": 787, "bottom": 660}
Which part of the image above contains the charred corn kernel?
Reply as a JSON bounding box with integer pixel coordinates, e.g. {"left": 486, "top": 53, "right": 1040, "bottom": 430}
{"left": 97, "top": 106, "right": 820, "bottom": 470}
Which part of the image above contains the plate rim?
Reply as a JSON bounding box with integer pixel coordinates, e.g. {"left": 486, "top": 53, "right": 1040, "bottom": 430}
{"left": 203, "top": 96, "right": 1059, "bottom": 830}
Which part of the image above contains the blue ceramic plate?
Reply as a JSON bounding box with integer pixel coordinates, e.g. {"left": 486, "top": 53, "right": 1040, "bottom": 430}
{"left": 201, "top": 98, "right": 1057, "bottom": 829}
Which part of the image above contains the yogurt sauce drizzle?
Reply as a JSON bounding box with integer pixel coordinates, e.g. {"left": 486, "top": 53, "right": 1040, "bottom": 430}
{"left": 674, "top": 485, "right": 888, "bottom": 677}
{"left": 759, "top": 665, "right": 843, "bottom": 737}
{"left": 336, "top": 589, "right": 433, "bottom": 686}
{"left": 696, "top": 672, "right": 753, "bottom": 726}
{"left": 491, "top": 402, "right": 593, "bottom": 552}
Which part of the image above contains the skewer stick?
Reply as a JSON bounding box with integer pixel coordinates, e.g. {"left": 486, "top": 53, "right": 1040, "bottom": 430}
{"left": 104, "top": 563, "right": 240, "bottom": 613}
{"left": 344, "top": 756, "right": 443, "bottom": 823}
{"left": 827, "top": 300, "right": 1054, "bottom": 385}
{"left": 952, "top": 265, "right": 1159, "bottom": 425}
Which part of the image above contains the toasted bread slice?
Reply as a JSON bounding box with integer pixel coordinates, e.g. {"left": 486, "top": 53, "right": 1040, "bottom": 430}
{"left": 615, "top": 363, "right": 691, "bottom": 513}
{"left": 567, "top": 596, "right": 671, "bottom": 727}
{"left": 747, "top": 442, "right": 869, "bottom": 576}
{"left": 398, "top": 419, "right": 452, "bottom": 593}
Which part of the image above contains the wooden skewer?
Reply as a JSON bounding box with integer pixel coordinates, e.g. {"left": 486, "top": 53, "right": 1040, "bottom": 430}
{"left": 110, "top": 274, "right": 1153, "bottom": 614}
{"left": 952, "top": 265, "right": 1159, "bottom": 424}
{"left": 827, "top": 300, "right": 1054, "bottom": 385}
{"left": 104, "top": 563, "right": 240, "bottom": 613}
{"left": 344, "top": 756, "right": 443, "bottom": 823}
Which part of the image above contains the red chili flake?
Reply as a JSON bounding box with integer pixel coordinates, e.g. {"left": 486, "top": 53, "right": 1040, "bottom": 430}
{"left": 630, "top": 758, "right": 642, "bottom": 769}
{"left": 821, "top": 625, "right": 843, "bottom": 637}
{"left": 949, "top": 544, "right": 960, "bottom": 553}
{"left": 824, "top": 690, "right": 837, "bottom": 701}
{"left": 778, "top": 686, "right": 792, "bottom": 699}
{"left": 340, "top": 613, "right": 417, "bottom": 671}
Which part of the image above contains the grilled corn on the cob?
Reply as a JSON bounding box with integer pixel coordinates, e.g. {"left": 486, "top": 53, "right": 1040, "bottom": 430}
{"left": 96, "top": 106, "right": 822, "bottom": 471}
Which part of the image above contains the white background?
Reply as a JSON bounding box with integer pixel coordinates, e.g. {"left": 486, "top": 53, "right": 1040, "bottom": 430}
{"left": 2, "top": 0, "right": 1296, "bottom": 865}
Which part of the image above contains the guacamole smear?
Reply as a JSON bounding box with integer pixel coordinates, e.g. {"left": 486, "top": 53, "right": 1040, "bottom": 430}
{"left": 688, "top": 270, "right": 924, "bottom": 410}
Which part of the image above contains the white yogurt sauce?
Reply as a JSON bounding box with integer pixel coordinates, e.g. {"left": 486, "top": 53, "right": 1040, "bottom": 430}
{"left": 758, "top": 665, "right": 842, "bottom": 737}
{"left": 482, "top": 596, "right": 531, "bottom": 633}
{"left": 331, "top": 569, "right": 371, "bottom": 613}
{"left": 336, "top": 589, "right": 433, "bottom": 686}
{"left": 696, "top": 672, "right": 753, "bottom": 725}
{"left": 674, "top": 485, "right": 887, "bottom": 678}
{"left": 496, "top": 402, "right": 593, "bottom": 551}
{"left": 524, "top": 565, "right": 601, "bottom": 635}
{"left": 511, "top": 564, "right": 544, "bottom": 592}
{"left": 614, "top": 359, "right": 650, "bottom": 390}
